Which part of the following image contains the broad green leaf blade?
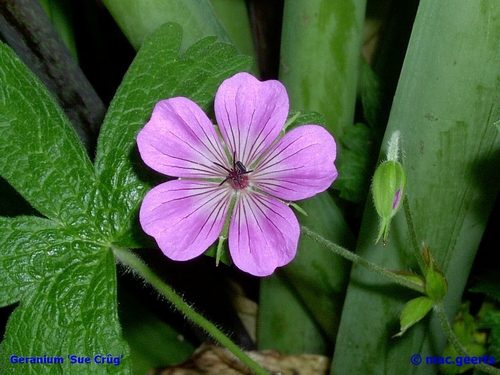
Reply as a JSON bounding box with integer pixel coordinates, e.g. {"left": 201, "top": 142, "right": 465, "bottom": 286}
{"left": 0, "top": 216, "right": 63, "bottom": 306}
{"left": 94, "top": 22, "right": 252, "bottom": 247}
{"left": 332, "top": 1, "right": 500, "bottom": 374}
{"left": 0, "top": 42, "right": 95, "bottom": 225}
{"left": 0, "top": 248, "right": 131, "bottom": 374}
{"left": 0, "top": 216, "right": 132, "bottom": 373}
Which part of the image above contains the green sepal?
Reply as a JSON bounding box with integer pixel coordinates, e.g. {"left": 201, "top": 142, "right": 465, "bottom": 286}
{"left": 203, "top": 239, "right": 233, "bottom": 267}
{"left": 289, "top": 202, "right": 308, "bottom": 217}
{"left": 372, "top": 160, "right": 407, "bottom": 244}
{"left": 393, "top": 296, "right": 434, "bottom": 338}
{"left": 423, "top": 245, "right": 448, "bottom": 300}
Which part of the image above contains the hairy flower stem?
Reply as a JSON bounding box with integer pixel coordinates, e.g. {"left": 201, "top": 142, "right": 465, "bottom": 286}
{"left": 112, "top": 246, "right": 269, "bottom": 375}
{"left": 434, "top": 302, "right": 500, "bottom": 375}
{"left": 403, "top": 195, "right": 427, "bottom": 274}
{"left": 302, "top": 226, "right": 500, "bottom": 374}
{"left": 300, "top": 225, "right": 423, "bottom": 293}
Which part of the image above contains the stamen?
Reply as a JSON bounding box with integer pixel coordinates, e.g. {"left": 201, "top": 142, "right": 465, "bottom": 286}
{"left": 214, "top": 151, "right": 253, "bottom": 188}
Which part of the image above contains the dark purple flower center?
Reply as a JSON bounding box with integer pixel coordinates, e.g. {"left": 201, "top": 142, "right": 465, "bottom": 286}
{"left": 215, "top": 152, "right": 252, "bottom": 190}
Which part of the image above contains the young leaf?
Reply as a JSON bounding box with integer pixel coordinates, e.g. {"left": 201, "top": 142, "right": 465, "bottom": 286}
{"left": 393, "top": 296, "right": 433, "bottom": 338}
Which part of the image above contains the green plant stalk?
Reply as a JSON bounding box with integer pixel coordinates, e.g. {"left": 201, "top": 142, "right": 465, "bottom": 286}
{"left": 279, "top": 0, "right": 366, "bottom": 139}
{"left": 300, "top": 226, "right": 423, "bottom": 294}
{"left": 39, "top": 0, "right": 78, "bottom": 60}
{"left": 261, "top": 0, "right": 366, "bottom": 352}
{"left": 403, "top": 195, "right": 426, "bottom": 274}
{"left": 112, "top": 246, "right": 269, "bottom": 375}
{"left": 101, "top": 0, "right": 232, "bottom": 52}
{"left": 209, "top": 0, "right": 256, "bottom": 67}
{"left": 434, "top": 302, "right": 500, "bottom": 375}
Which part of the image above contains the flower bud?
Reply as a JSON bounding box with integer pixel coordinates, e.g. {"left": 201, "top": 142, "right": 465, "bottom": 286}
{"left": 372, "top": 160, "right": 407, "bottom": 244}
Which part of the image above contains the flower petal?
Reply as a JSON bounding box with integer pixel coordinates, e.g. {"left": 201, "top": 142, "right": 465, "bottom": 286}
{"left": 228, "top": 191, "right": 299, "bottom": 276}
{"left": 252, "top": 125, "right": 337, "bottom": 201}
{"left": 139, "top": 180, "right": 231, "bottom": 260}
{"left": 214, "top": 72, "right": 289, "bottom": 167}
{"left": 137, "top": 97, "right": 228, "bottom": 178}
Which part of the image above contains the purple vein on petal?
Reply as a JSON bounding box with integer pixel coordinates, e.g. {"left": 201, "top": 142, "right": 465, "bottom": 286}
{"left": 251, "top": 125, "right": 337, "bottom": 201}
{"left": 139, "top": 180, "right": 232, "bottom": 261}
{"left": 228, "top": 191, "right": 298, "bottom": 276}
{"left": 215, "top": 72, "right": 288, "bottom": 167}
{"left": 138, "top": 97, "right": 229, "bottom": 179}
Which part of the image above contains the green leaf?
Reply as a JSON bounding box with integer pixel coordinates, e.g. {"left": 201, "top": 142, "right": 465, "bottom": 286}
{"left": 0, "top": 245, "right": 129, "bottom": 375}
{"left": 285, "top": 110, "right": 326, "bottom": 130}
{"left": 423, "top": 245, "right": 448, "bottom": 301}
{"left": 209, "top": 0, "right": 256, "bottom": 68}
{"left": 358, "top": 58, "right": 382, "bottom": 128}
{"left": 0, "top": 41, "right": 96, "bottom": 226}
{"left": 0, "top": 40, "right": 132, "bottom": 373}
{"left": 93, "top": 22, "right": 252, "bottom": 247}
{"left": 0, "top": 217, "right": 64, "bottom": 307}
{"left": 393, "top": 296, "right": 433, "bottom": 338}
{"left": 478, "top": 309, "right": 500, "bottom": 358}
{"left": 332, "top": 1, "right": 500, "bottom": 374}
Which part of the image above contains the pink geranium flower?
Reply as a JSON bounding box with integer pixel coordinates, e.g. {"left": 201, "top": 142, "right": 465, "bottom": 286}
{"left": 137, "top": 72, "right": 337, "bottom": 276}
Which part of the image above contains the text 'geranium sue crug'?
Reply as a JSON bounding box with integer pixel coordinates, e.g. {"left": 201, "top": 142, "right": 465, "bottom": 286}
{"left": 137, "top": 72, "right": 338, "bottom": 276}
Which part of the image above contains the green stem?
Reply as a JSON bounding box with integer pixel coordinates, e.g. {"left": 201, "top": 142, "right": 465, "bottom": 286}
{"left": 403, "top": 194, "right": 426, "bottom": 273}
{"left": 434, "top": 302, "right": 500, "bottom": 375}
{"left": 302, "top": 225, "right": 500, "bottom": 374}
{"left": 300, "top": 225, "right": 423, "bottom": 293}
{"left": 112, "top": 246, "right": 269, "bottom": 375}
